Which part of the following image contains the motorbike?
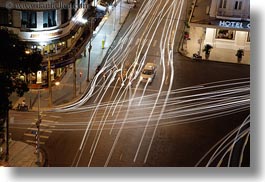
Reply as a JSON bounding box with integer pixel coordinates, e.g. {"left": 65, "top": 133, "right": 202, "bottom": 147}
{"left": 16, "top": 104, "right": 29, "bottom": 111}
{"left": 192, "top": 53, "right": 202, "bottom": 60}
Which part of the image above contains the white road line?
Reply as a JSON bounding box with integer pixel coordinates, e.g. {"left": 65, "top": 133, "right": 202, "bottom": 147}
{"left": 34, "top": 119, "right": 57, "bottom": 123}
{"left": 135, "top": 38, "right": 140, "bottom": 45}
{"left": 24, "top": 133, "right": 49, "bottom": 139}
{"left": 142, "top": 39, "right": 148, "bottom": 45}
{"left": 26, "top": 140, "right": 45, "bottom": 145}
{"left": 49, "top": 115, "right": 62, "bottom": 118}
{"left": 31, "top": 122, "right": 56, "bottom": 127}
{"left": 152, "top": 39, "right": 157, "bottom": 47}
{"left": 28, "top": 128, "right": 52, "bottom": 133}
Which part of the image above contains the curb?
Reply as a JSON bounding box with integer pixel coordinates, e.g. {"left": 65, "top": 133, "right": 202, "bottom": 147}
{"left": 178, "top": 50, "right": 250, "bottom": 66}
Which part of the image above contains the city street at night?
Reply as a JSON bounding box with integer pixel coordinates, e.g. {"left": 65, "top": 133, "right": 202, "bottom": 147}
{"left": 1, "top": 0, "right": 250, "bottom": 168}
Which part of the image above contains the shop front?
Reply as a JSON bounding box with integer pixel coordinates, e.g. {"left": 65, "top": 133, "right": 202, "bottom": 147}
{"left": 204, "top": 20, "right": 250, "bottom": 51}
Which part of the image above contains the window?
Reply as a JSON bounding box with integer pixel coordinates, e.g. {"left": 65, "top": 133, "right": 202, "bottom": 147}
{"left": 43, "top": 10, "right": 56, "bottom": 28}
{"left": 219, "top": 0, "right": 227, "bottom": 8}
{"left": 216, "top": 29, "right": 236, "bottom": 40}
{"left": 19, "top": 0, "right": 47, "bottom": 2}
{"left": 0, "top": 8, "right": 8, "bottom": 25}
{"left": 61, "top": 9, "right": 69, "bottom": 24}
{"left": 21, "top": 11, "right": 37, "bottom": 28}
{"left": 71, "top": 0, "right": 77, "bottom": 17}
{"left": 239, "top": 1, "right": 242, "bottom": 10}
{"left": 234, "top": 1, "right": 242, "bottom": 10}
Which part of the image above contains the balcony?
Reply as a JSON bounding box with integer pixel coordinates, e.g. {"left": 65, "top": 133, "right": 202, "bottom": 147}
{"left": 217, "top": 9, "right": 250, "bottom": 21}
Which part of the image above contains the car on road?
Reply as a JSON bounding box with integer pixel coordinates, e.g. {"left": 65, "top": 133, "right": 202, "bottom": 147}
{"left": 140, "top": 63, "right": 157, "bottom": 83}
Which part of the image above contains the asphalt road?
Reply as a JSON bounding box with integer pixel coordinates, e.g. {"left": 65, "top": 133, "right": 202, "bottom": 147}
{"left": 9, "top": 0, "right": 250, "bottom": 167}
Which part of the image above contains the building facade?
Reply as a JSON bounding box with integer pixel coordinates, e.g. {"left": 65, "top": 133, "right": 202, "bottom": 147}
{"left": 206, "top": 0, "right": 250, "bottom": 51}
{"left": 187, "top": 0, "right": 250, "bottom": 63}
{"left": 0, "top": 0, "right": 105, "bottom": 86}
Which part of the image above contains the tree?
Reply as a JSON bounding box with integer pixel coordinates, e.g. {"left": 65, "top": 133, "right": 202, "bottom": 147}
{"left": 0, "top": 28, "right": 42, "bottom": 160}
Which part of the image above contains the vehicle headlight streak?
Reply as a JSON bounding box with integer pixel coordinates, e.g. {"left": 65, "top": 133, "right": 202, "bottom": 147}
{"left": 30, "top": 0, "right": 250, "bottom": 167}
{"left": 195, "top": 115, "right": 250, "bottom": 167}
{"left": 134, "top": 0, "right": 184, "bottom": 163}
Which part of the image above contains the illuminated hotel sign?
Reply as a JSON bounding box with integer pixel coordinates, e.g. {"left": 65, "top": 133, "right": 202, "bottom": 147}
{"left": 219, "top": 21, "right": 250, "bottom": 29}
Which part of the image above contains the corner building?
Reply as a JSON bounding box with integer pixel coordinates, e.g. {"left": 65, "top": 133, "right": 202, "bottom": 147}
{"left": 0, "top": 0, "right": 100, "bottom": 86}
{"left": 188, "top": 0, "right": 250, "bottom": 63}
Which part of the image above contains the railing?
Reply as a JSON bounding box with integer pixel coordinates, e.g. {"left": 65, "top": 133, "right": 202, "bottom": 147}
{"left": 217, "top": 9, "right": 250, "bottom": 20}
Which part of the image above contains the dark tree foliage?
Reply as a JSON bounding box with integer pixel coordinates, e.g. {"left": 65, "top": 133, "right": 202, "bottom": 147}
{"left": 0, "top": 28, "right": 42, "bottom": 149}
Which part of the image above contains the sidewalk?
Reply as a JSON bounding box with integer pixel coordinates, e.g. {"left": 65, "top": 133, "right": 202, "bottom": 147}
{"left": 5, "top": 1, "right": 133, "bottom": 167}
{"left": 179, "top": 0, "right": 250, "bottom": 65}
{"left": 10, "top": 1, "right": 133, "bottom": 110}
{"left": 180, "top": 26, "right": 250, "bottom": 64}
{"left": 0, "top": 140, "right": 45, "bottom": 167}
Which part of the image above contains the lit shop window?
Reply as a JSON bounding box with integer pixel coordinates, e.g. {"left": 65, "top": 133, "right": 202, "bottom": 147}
{"left": 216, "top": 29, "right": 236, "bottom": 40}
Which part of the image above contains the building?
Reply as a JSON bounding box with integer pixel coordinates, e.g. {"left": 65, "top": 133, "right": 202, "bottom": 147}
{"left": 187, "top": 0, "right": 250, "bottom": 63}
{"left": 0, "top": 0, "right": 108, "bottom": 86}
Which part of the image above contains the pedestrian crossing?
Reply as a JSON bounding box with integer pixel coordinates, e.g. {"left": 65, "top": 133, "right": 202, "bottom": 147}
{"left": 23, "top": 115, "right": 59, "bottom": 147}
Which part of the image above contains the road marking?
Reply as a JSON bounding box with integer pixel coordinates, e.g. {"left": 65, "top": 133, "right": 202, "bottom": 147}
{"left": 34, "top": 119, "right": 57, "bottom": 123}
{"left": 31, "top": 122, "right": 56, "bottom": 127}
{"left": 152, "top": 40, "right": 157, "bottom": 47}
{"left": 119, "top": 153, "right": 123, "bottom": 161}
{"left": 28, "top": 128, "right": 52, "bottom": 133}
{"left": 142, "top": 39, "right": 148, "bottom": 45}
{"left": 135, "top": 38, "right": 140, "bottom": 45}
{"left": 26, "top": 140, "right": 45, "bottom": 145}
{"left": 24, "top": 133, "right": 49, "bottom": 139}
{"left": 49, "top": 115, "right": 62, "bottom": 119}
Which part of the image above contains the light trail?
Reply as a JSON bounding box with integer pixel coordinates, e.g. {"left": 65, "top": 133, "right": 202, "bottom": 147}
{"left": 11, "top": 0, "right": 249, "bottom": 167}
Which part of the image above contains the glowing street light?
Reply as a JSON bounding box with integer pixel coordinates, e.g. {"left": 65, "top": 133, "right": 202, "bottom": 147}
{"left": 55, "top": 81, "right": 60, "bottom": 86}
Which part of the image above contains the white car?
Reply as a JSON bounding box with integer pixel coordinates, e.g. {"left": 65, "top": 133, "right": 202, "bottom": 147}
{"left": 140, "top": 63, "right": 157, "bottom": 83}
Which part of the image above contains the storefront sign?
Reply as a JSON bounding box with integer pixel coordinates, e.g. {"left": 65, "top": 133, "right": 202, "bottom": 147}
{"left": 219, "top": 21, "right": 250, "bottom": 29}
{"left": 30, "top": 30, "right": 63, "bottom": 39}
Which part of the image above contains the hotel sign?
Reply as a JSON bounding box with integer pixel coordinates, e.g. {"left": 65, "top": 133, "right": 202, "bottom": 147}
{"left": 219, "top": 20, "right": 250, "bottom": 29}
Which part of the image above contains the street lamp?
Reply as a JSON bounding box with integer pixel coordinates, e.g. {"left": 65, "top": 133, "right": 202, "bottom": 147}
{"left": 35, "top": 70, "right": 42, "bottom": 166}
{"left": 55, "top": 81, "right": 60, "bottom": 86}
{"left": 79, "top": 72, "right": 82, "bottom": 94}
{"left": 47, "top": 47, "right": 52, "bottom": 108}
{"left": 40, "top": 43, "right": 52, "bottom": 107}
{"left": 87, "top": 17, "right": 94, "bottom": 82}
{"left": 120, "top": 0, "right": 122, "bottom": 24}
{"left": 112, "top": 1, "right": 118, "bottom": 31}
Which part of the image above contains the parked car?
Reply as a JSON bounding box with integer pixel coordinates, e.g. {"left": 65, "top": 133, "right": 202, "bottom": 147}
{"left": 140, "top": 63, "right": 157, "bottom": 83}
